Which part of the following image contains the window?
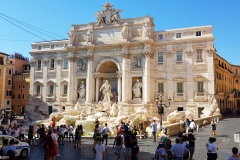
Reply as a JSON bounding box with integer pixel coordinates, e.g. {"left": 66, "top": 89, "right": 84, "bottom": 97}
{"left": 158, "top": 52, "right": 163, "bottom": 63}
{"left": 0, "top": 69, "right": 1, "bottom": 76}
{"left": 19, "top": 85, "right": 21, "bottom": 89}
{"left": 19, "top": 76, "right": 22, "bottom": 81}
{"left": 0, "top": 57, "right": 3, "bottom": 65}
{"left": 18, "top": 94, "right": 20, "bottom": 99}
{"left": 22, "top": 85, "right": 25, "bottom": 89}
{"left": 236, "top": 69, "right": 238, "bottom": 74}
{"left": 6, "top": 90, "right": 12, "bottom": 96}
{"left": 49, "top": 85, "right": 54, "bottom": 94}
{"left": 176, "top": 33, "right": 181, "bottom": 38}
{"left": 198, "top": 81, "right": 204, "bottom": 92}
{"left": 178, "top": 107, "right": 183, "bottom": 111}
{"left": 177, "top": 82, "right": 183, "bottom": 93}
{"left": 7, "top": 101, "right": 10, "bottom": 105}
{"left": 37, "top": 60, "right": 42, "bottom": 69}
{"left": 196, "top": 49, "right": 203, "bottom": 61}
{"left": 36, "top": 85, "right": 41, "bottom": 95}
{"left": 63, "top": 85, "right": 68, "bottom": 94}
{"left": 8, "top": 80, "right": 11, "bottom": 85}
{"left": 8, "top": 69, "right": 11, "bottom": 75}
{"left": 22, "top": 94, "right": 25, "bottom": 99}
{"left": 196, "top": 31, "right": 201, "bottom": 36}
{"left": 38, "top": 46, "right": 42, "bottom": 50}
{"left": 50, "top": 45, "right": 54, "bottom": 49}
{"left": 23, "top": 76, "right": 25, "bottom": 80}
{"left": 158, "top": 83, "right": 164, "bottom": 93}
{"left": 12, "top": 94, "right": 15, "bottom": 99}
{"left": 50, "top": 59, "right": 55, "bottom": 69}
{"left": 63, "top": 58, "right": 69, "bottom": 68}
{"left": 158, "top": 35, "right": 163, "bottom": 40}
{"left": 236, "top": 79, "right": 239, "bottom": 83}
{"left": 176, "top": 51, "right": 182, "bottom": 62}
{"left": 18, "top": 105, "right": 20, "bottom": 108}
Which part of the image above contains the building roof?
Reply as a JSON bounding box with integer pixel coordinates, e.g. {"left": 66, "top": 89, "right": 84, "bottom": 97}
{"left": 0, "top": 52, "right": 9, "bottom": 56}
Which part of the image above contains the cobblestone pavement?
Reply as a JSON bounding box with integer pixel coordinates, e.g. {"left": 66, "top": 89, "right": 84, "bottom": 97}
{"left": 17, "top": 115, "right": 240, "bottom": 160}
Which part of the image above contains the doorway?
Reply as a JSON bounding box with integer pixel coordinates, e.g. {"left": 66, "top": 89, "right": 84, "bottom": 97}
{"left": 48, "top": 106, "right": 52, "bottom": 115}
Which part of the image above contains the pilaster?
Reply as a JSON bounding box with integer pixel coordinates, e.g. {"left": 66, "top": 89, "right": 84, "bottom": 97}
{"left": 121, "top": 46, "right": 130, "bottom": 103}
{"left": 86, "top": 49, "right": 94, "bottom": 103}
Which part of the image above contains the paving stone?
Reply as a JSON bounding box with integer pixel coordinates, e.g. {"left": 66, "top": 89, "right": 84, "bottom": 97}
{"left": 17, "top": 115, "right": 240, "bottom": 160}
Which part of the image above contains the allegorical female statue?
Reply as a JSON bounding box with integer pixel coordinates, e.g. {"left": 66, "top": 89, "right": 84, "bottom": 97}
{"left": 78, "top": 81, "right": 86, "bottom": 99}
{"left": 99, "top": 80, "right": 112, "bottom": 103}
{"left": 132, "top": 79, "right": 142, "bottom": 98}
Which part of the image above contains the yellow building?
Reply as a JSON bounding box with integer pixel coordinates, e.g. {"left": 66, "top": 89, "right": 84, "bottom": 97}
{"left": 214, "top": 54, "right": 234, "bottom": 113}
{"left": 12, "top": 65, "right": 30, "bottom": 113}
{"left": 0, "top": 52, "right": 9, "bottom": 110}
{"left": 231, "top": 65, "right": 240, "bottom": 109}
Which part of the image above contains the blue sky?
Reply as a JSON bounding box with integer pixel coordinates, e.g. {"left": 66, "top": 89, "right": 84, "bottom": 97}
{"left": 0, "top": 1, "right": 240, "bottom": 64}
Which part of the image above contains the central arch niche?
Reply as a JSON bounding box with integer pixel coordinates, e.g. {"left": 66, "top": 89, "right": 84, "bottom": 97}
{"left": 98, "top": 61, "right": 118, "bottom": 73}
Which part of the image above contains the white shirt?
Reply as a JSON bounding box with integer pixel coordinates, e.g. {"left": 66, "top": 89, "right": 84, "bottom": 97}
{"left": 69, "top": 126, "right": 73, "bottom": 134}
{"left": 95, "top": 143, "right": 105, "bottom": 160}
{"left": 189, "top": 121, "right": 196, "bottom": 129}
{"left": 13, "top": 128, "right": 19, "bottom": 138}
{"left": 51, "top": 133, "right": 58, "bottom": 141}
{"left": 98, "top": 125, "right": 103, "bottom": 133}
{"left": 59, "top": 127, "right": 65, "bottom": 135}
{"left": 128, "top": 122, "right": 132, "bottom": 131}
{"left": 103, "top": 127, "right": 109, "bottom": 135}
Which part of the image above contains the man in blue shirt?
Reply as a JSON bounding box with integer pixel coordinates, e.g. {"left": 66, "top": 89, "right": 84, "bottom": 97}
{"left": 171, "top": 138, "right": 189, "bottom": 160}
{"left": 150, "top": 120, "right": 157, "bottom": 142}
{"left": 3, "top": 139, "right": 16, "bottom": 157}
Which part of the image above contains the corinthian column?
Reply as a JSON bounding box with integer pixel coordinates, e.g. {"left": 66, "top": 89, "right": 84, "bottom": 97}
{"left": 121, "top": 46, "right": 130, "bottom": 103}
{"left": 143, "top": 45, "right": 153, "bottom": 104}
{"left": 95, "top": 76, "right": 99, "bottom": 102}
{"left": 67, "top": 52, "right": 77, "bottom": 104}
{"left": 117, "top": 75, "right": 122, "bottom": 102}
{"left": 86, "top": 50, "right": 94, "bottom": 104}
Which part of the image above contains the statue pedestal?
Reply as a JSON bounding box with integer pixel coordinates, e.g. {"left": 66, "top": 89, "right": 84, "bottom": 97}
{"left": 77, "top": 98, "right": 86, "bottom": 104}
{"left": 131, "top": 98, "right": 142, "bottom": 104}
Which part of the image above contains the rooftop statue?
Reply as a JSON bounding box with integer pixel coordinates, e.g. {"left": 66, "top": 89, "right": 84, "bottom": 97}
{"left": 95, "top": 2, "right": 122, "bottom": 26}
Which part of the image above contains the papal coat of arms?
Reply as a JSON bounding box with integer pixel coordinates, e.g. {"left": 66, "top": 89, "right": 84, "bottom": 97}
{"left": 95, "top": 2, "right": 122, "bottom": 26}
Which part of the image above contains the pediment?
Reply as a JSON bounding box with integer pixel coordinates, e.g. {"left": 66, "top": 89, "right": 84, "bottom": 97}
{"left": 193, "top": 76, "right": 207, "bottom": 81}
{"left": 174, "top": 76, "right": 186, "bottom": 81}
{"left": 47, "top": 80, "right": 56, "bottom": 84}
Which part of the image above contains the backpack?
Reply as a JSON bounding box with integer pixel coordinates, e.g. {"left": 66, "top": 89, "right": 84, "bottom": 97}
{"left": 6, "top": 150, "right": 15, "bottom": 160}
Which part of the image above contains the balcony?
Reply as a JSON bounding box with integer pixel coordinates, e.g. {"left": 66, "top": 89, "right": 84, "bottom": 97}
{"left": 174, "top": 92, "right": 187, "bottom": 102}
{"left": 34, "top": 94, "right": 42, "bottom": 101}
{"left": 194, "top": 59, "right": 206, "bottom": 67}
{"left": 46, "top": 94, "right": 56, "bottom": 102}
{"left": 194, "top": 92, "right": 208, "bottom": 102}
{"left": 60, "top": 94, "right": 68, "bottom": 102}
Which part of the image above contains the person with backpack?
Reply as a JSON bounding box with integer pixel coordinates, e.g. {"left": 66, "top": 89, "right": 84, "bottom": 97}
{"left": 0, "top": 139, "right": 8, "bottom": 156}
{"left": 188, "top": 130, "right": 196, "bottom": 160}
{"left": 124, "top": 131, "right": 134, "bottom": 160}
{"left": 3, "top": 139, "right": 16, "bottom": 159}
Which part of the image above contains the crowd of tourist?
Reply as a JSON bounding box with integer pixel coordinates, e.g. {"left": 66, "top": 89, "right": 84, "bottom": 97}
{"left": 0, "top": 117, "right": 240, "bottom": 160}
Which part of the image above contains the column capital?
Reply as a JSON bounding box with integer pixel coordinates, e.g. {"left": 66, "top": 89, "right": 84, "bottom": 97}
{"left": 56, "top": 59, "right": 62, "bottom": 64}
{"left": 185, "top": 49, "right": 193, "bottom": 57}
{"left": 67, "top": 52, "right": 77, "bottom": 62}
{"left": 206, "top": 48, "right": 216, "bottom": 56}
{"left": 122, "top": 52, "right": 131, "bottom": 59}
{"left": 166, "top": 51, "right": 173, "bottom": 57}
{"left": 29, "top": 60, "right": 35, "bottom": 67}
{"left": 42, "top": 59, "right": 49, "bottom": 66}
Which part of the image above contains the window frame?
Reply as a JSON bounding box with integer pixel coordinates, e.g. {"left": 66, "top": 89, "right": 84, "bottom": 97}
{"left": 177, "top": 82, "right": 184, "bottom": 93}
{"left": 63, "top": 58, "right": 69, "bottom": 69}
{"left": 196, "top": 31, "right": 201, "bottom": 36}
{"left": 176, "top": 50, "right": 183, "bottom": 62}
{"left": 158, "top": 34, "right": 163, "bottom": 40}
{"left": 158, "top": 83, "right": 164, "bottom": 93}
{"left": 176, "top": 33, "right": 181, "bottom": 38}
{"left": 157, "top": 52, "right": 164, "bottom": 63}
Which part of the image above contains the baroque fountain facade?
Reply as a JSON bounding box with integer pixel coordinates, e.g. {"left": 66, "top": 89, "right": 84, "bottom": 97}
{"left": 26, "top": 2, "right": 220, "bottom": 135}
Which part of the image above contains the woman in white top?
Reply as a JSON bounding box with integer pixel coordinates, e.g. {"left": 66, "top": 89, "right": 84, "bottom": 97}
{"left": 206, "top": 137, "right": 217, "bottom": 160}
{"left": 228, "top": 147, "right": 240, "bottom": 160}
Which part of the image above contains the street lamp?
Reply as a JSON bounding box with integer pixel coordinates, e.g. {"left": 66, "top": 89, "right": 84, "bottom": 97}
{"left": 155, "top": 93, "right": 171, "bottom": 130}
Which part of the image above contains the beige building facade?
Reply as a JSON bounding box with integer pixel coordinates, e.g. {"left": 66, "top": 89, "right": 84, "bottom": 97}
{"left": 27, "top": 3, "right": 216, "bottom": 119}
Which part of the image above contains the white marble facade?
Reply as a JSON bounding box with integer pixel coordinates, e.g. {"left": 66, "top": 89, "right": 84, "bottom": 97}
{"left": 27, "top": 3, "right": 215, "bottom": 118}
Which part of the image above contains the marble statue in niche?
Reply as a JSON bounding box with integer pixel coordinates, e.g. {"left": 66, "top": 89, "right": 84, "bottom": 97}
{"left": 78, "top": 81, "right": 86, "bottom": 99}
{"left": 143, "top": 22, "right": 151, "bottom": 37}
{"left": 77, "top": 59, "right": 86, "bottom": 71}
{"left": 86, "top": 28, "right": 93, "bottom": 42}
{"left": 67, "top": 32, "right": 77, "bottom": 45}
{"left": 121, "top": 24, "right": 128, "bottom": 39}
{"left": 132, "top": 79, "right": 142, "bottom": 99}
{"left": 99, "top": 80, "right": 113, "bottom": 103}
